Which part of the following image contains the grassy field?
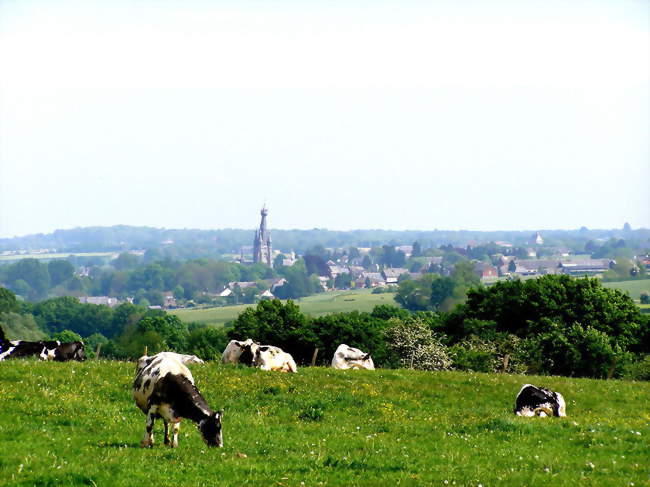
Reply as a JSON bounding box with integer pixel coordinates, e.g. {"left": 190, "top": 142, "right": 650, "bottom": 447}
{"left": 0, "top": 361, "right": 648, "bottom": 486}
{"left": 603, "top": 279, "right": 650, "bottom": 302}
{"left": 171, "top": 289, "right": 396, "bottom": 327}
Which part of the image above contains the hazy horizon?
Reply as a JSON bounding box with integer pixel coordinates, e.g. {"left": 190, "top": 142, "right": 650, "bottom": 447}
{"left": 1, "top": 0, "right": 648, "bottom": 239}
{"left": 2, "top": 220, "right": 647, "bottom": 241}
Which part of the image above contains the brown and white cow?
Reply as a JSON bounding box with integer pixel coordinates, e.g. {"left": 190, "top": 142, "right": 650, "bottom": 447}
{"left": 331, "top": 344, "right": 375, "bottom": 370}
{"left": 133, "top": 352, "right": 222, "bottom": 448}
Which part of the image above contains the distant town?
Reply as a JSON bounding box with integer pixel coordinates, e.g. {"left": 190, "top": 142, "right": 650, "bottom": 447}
{"left": 0, "top": 207, "right": 648, "bottom": 311}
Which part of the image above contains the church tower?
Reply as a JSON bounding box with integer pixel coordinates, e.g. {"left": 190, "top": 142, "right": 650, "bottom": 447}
{"left": 253, "top": 205, "right": 272, "bottom": 267}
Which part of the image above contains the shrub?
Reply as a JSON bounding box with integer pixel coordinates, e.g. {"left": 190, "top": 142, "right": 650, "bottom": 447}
{"left": 51, "top": 329, "right": 83, "bottom": 343}
{"left": 624, "top": 355, "right": 650, "bottom": 381}
{"left": 450, "top": 337, "right": 499, "bottom": 373}
{"left": 640, "top": 292, "right": 650, "bottom": 305}
{"left": 450, "top": 334, "right": 528, "bottom": 374}
{"left": 384, "top": 318, "right": 452, "bottom": 371}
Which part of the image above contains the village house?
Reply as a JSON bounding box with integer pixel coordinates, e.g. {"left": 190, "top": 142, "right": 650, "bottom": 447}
{"left": 474, "top": 263, "right": 498, "bottom": 280}
{"left": 382, "top": 268, "right": 409, "bottom": 285}
{"left": 358, "top": 272, "right": 386, "bottom": 288}
{"left": 559, "top": 259, "right": 614, "bottom": 276}
{"left": 78, "top": 296, "right": 120, "bottom": 307}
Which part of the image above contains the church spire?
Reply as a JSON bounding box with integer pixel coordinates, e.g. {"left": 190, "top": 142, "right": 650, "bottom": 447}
{"left": 253, "top": 205, "right": 272, "bottom": 267}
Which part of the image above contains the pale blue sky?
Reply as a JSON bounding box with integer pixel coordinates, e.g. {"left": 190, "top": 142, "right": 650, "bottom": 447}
{"left": 0, "top": 0, "right": 648, "bottom": 238}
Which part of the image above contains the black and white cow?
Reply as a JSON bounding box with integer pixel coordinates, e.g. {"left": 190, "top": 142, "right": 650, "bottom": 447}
{"left": 133, "top": 352, "right": 223, "bottom": 448}
{"left": 514, "top": 384, "right": 566, "bottom": 417}
{"left": 0, "top": 338, "right": 86, "bottom": 362}
{"left": 47, "top": 341, "right": 86, "bottom": 362}
{"left": 221, "top": 339, "right": 259, "bottom": 366}
{"left": 331, "top": 344, "right": 375, "bottom": 370}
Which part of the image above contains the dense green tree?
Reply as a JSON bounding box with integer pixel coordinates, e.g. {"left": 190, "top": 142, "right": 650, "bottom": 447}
{"left": 228, "top": 299, "right": 316, "bottom": 362}
{"left": 48, "top": 260, "right": 74, "bottom": 287}
{"left": 0, "top": 287, "right": 19, "bottom": 314}
{"left": 12, "top": 279, "right": 32, "bottom": 298}
{"left": 370, "top": 304, "right": 410, "bottom": 321}
{"left": 430, "top": 277, "right": 455, "bottom": 310}
{"left": 113, "top": 252, "right": 142, "bottom": 270}
{"left": 6, "top": 259, "right": 51, "bottom": 299}
{"left": 0, "top": 312, "right": 45, "bottom": 341}
{"left": 52, "top": 329, "right": 83, "bottom": 343}
{"left": 310, "top": 312, "right": 391, "bottom": 365}
{"left": 462, "top": 275, "right": 643, "bottom": 348}
{"left": 185, "top": 326, "right": 229, "bottom": 361}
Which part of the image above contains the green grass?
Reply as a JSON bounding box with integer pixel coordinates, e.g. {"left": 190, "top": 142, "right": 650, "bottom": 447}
{"left": 603, "top": 279, "right": 650, "bottom": 301}
{"left": 0, "top": 361, "right": 648, "bottom": 486}
{"left": 171, "top": 289, "right": 396, "bottom": 327}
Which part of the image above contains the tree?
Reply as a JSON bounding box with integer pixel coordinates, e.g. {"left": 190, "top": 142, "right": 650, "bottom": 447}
{"left": 7, "top": 259, "right": 51, "bottom": 299}
{"left": 185, "top": 326, "right": 229, "bottom": 361}
{"left": 113, "top": 252, "right": 142, "bottom": 270}
{"left": 508, "top": 260, "right": 517, "bottom": 273}
{"left": 310, "top": 312, "right": 391, "bottom": 365}
{"left": 127, "top": 314, "right": 189, "bottom": 353}
{"left": 52, "top": 329, "right": 83, "bottom": 343}
{"left": 462, "top": 275, "right": 644, "bottom": 349}
{"left": 384, "top": 318, "right": 452, "bottom": 371}
{"left": 304, "top": 254, "right": 329, "bottom": 276}
{"left": 412, "top": 241, "right": 422, "bottom": 257}
{"left": 0, "top": 287, "right": 19, "bottom": 314}
{"left": 228, "top": 299, "right": 315, "bottom": 363}
{"left": 273, "top": 254, "right": 286, "bottom": 269}
{"left": 48, "top": 260, "right": 74, "bottom": 287}
{"left": 430, "top": 277, "right": 455, "bottom": 310}
{"left": 0, "top": 312, "right": 45, "bottom": 341}
{"left": 348, "top": 247, "right": 360, "bottom": 260}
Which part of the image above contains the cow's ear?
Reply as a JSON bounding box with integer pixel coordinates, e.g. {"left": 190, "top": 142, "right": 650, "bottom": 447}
{"left": 215, "top": 410, "right": 224, "bottom": 419}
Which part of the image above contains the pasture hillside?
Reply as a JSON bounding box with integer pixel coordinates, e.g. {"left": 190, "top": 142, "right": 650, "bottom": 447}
{"left": 171, "top": 289, "right": 394, "bottom": 327}
{"left": 0, "top": 361, "right": 648, "bottom": 486}
{"left": 603, "top": 279, "right": 650, "bottom": 302}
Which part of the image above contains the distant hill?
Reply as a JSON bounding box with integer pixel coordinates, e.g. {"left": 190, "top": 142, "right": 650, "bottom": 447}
{"left": 1, "top": 225, "right": 648, "bottom": 255}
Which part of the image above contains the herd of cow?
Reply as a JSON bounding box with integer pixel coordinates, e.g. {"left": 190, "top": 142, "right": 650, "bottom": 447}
{"left": 0, "top": 326, "right": 86, "bottom": 362}
{"left": 0, "top": 328, "right": 567, "bottom": 449}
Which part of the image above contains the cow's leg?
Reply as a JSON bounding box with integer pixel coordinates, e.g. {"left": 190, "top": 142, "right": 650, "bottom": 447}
{"left": 141, "top": 412, "right": 155, "bottom": 448}
{"left": 171, "top": 422, "right": 181, "bottom": 448}
{"left": 163, "top": 420, "right": 171, "bottom": 445}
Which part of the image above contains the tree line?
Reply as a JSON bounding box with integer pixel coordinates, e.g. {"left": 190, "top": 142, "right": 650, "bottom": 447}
{"left": 3, "top": 274, "right": 646, "bottom": 379}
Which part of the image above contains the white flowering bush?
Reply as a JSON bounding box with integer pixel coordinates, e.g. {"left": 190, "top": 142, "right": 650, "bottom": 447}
{"left": 384, "top": 318, "right": 452, "bottom": 371}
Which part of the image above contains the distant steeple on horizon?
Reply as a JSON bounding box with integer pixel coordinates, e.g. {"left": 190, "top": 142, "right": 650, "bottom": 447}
{"left": 253, "top": 205, "right": 272, "bottom": 267}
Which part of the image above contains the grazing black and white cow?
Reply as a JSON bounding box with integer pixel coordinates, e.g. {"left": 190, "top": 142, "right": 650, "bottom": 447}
{"left": 221, "top": 339, "right": 259, "bottom": 366}
{"left": 133, "top": 352, "right": 223, "bottom": 448}
{"left": 514, "top": 384, "right": 566, "bottom": 417}
{"left": 253, "top": 345, "right": 297, "bottom": 373}
{"left": 331, "top": 344, "right": 375, "bottom": 370}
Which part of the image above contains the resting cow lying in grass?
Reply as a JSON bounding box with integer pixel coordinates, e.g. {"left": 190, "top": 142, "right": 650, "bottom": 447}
{"left": 331, "top": 344, "right": 375, "bottom": 370}
{"left": 514, "top": 384, "right": 566, "bottom": 417}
